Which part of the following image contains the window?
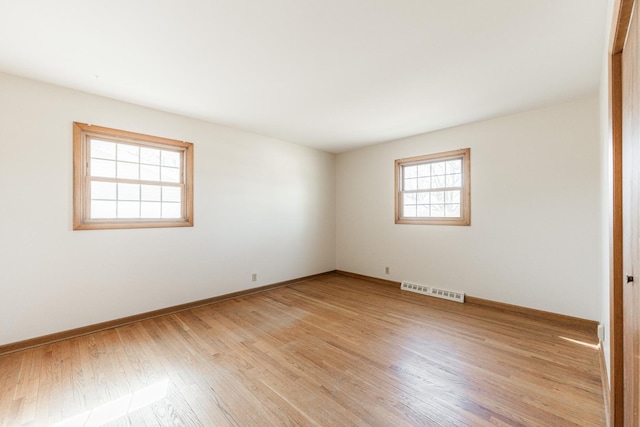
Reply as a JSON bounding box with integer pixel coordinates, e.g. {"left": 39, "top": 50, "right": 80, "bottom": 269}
{"left": 73, "top": 122, "right": 194, "bottom": 230}
{"left": 395, "top": 148, "right": 470, "bottom": 226}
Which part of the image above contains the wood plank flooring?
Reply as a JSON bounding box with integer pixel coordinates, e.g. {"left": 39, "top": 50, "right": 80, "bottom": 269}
{"left": 0, "top": 273, "right": 606, "bottom": 426}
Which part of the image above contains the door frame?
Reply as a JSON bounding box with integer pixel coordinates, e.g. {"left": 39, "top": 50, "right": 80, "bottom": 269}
{"left": 610, "top": 0, "right": 635, "bottom": 425}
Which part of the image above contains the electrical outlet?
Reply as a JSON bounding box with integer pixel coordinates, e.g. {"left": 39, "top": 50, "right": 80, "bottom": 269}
{"left": 252, "top": 273, "right": 257, "bottom": 282}
{"left": 385, "top": 267, "right": 390, "bottom": 274}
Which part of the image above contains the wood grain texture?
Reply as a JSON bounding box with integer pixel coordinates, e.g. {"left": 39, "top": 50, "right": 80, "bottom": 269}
{"left": 611, "top": 50, "right": 626, "bottom": 427}
{"left": 609, "top": 1, "right": 636, "bottom": 425}
{"left": 336, "top": 270, "right": 599, "bottom": 333}
{"left": 464, "top": 296, "right": 598, "bottom": 333}
{"left": 622, "top": 3, "right": 640, "bottom": 424}
{"left": 0, "top": 271, "right": 334, "bottom": 357}
{"left": 609, "top": 53, "right": 624, "bottom": 427}
{"left": 0, "top": 273, "right": 605, "bottom": 426}
{"left": 600, "top": 342, "right": 611, "bottom": 427}
{"left": 611, "top": 0, "right": 635, "bottom": 54}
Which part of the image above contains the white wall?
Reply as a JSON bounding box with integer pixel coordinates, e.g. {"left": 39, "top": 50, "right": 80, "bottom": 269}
{"left": 337, "top": 97, "right": 602, "bottom": 321}
{"left": 0, "top": 68, "right": 605, "bottom": 345}
{"left": 0, "top": 72, "right": 336, "bottom": 346}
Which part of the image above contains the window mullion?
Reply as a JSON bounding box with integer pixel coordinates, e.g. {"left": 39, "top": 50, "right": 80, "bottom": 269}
{"left": 403, "top": 187, "right": 462, "bottom": 194}
{"left": 88, "top": 176, "right": 183, "bottom": 187}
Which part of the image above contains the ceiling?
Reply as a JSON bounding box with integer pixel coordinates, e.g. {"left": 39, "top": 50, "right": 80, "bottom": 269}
{"left": 0, "top": 1, "right": 608, "bottom": 153}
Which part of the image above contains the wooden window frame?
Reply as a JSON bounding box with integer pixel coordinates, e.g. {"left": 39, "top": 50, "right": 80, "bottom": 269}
{"left": 73, "top": 122, "right": 194, "bottom": 230}
{"left": 395, "top": 148, "right": 470, "bottom": 226}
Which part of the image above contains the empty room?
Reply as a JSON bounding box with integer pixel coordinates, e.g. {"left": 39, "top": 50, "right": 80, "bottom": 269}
{"left": 1, "top": 0, "right": 637, "bottom": 426}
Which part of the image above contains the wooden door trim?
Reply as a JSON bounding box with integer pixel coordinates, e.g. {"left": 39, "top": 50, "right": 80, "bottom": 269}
{"left": 610, "top": 1, "right": 635, "bottom": 425}
{"left": 611, "top": 50, "right": 625, "bottom": 427}
{"left": 611, "top": 0, "right": 635, "bottom": 55}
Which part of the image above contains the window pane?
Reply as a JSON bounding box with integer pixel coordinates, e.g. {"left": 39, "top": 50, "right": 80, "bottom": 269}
{"left": 403, "top": 165, "right": 417, "bottom": 179}
{"left": 446, "top": 160, "right": 462, "bottom": 174}
{"left": 403, "top": 205, "right": 417, "bottom": 217}
{"left": 91, "top": 159, "right": 116, "bottom": 178}
{"left": 162, "top": 186, "right": 181, "bottom": 202}
{"left": 431, "top": 175, "right": 445, "bottom": 189}
{"left": 91, "top": 140, "right": 116, "bottom": 160}
{"left": 431, "top": 191, "right": 445, "bottom": 204}
{"left": 140, "top": 147, "right": 161, "bottom": 165}
{"left": 417, "top": 164, "right": 430, "bottom": 177}
{"left": 141, "top": 185, "right": 161, "bottom": 201}
{"left": 432, "top": 162, "right": 446, "bottom": 176}
{"left": 141, "top": 202, "right": 161, "bottom": 218}
{"left": 416, "top": 192, "right": 429, "bottom": 204}
{"left": 417, "top": 177, "right": 430, "bottom": 190}
{"left": 117, "top": 201, "right": 140, "bottom": 218}
{"left": 117, "top": 161, "right": 139, "bottom": 180}
{"left": 431, "top": 204, "right": 444, "bottom": 217}
{"left": 91, "top": 181, "right": 116, "bottom": 200}
{"left": 161, "top": 167, "right": 180, "bottom": 183}
{"left": 445, "top": 190, "right": 460, "bottom": 203}
{"left": 445, "top": 204, "right": 461, "bottom": 217}
{"left": 140, "top": 164, "right": 160, "bottom": 181}
{"left": 117, "top": 144, "right": 139, "bottom": 162}
{"left": 161, "top": 150, "right": 181, "bottom": 168}
{"left": 118, "top": 183, "right": 140, "bottom": 201}
{"left": 91, "top": 200, "right": 116, "bottom": 218}
{"left": 403, "top": 193, "right": 416, "bottom": 204}
{"left": 417, "top": 205, "right": 429, "bottom": 217}
{"left": 446, "top": 173, "right": 462, "bottom": 188}
{"left": 404, "top": 178, "right": 417, "bottom": 191}
{"left": 162, "top": 202, "right": 182, "bottom": 218}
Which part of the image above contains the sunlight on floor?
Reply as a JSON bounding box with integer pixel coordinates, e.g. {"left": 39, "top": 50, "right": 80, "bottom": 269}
{"left": 52, "top": 378, "right": 169, "bottom": 427}
{"left": 559, "top": 336, "right": 600, "bottom": 350}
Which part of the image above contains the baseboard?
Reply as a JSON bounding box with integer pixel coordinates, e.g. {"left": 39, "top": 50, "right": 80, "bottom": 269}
{"left": 599, "top": 340, "right": 611, "bottom": 427}
{"left": 334, "top": 270, "right": 599, "bottom": 334}
{"left": 0, "top": 271, "right": 336, "bottom": 356}
{"left": 465, "top": 296, "right": 598, "bottom": 333}
{"left": 334, "top": 270, "right": 400, "bottom": 287}
{"left": 4, "top": 269, "right": 598, "bottom": 356}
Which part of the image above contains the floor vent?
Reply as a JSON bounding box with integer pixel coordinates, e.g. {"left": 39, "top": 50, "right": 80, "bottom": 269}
{"left": 428, "top": 287, "right": 465, "bottom": 303}
{"left": 400, "top": 281, "right": 465, "bottom": 303}
{"left": 400, "top": 281, "right": 430, "bottom": 296}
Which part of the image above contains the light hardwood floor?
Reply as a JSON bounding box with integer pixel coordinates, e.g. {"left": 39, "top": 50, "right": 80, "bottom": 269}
{"left": 0, "top": 273, "right": 606, "bottom": 426}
